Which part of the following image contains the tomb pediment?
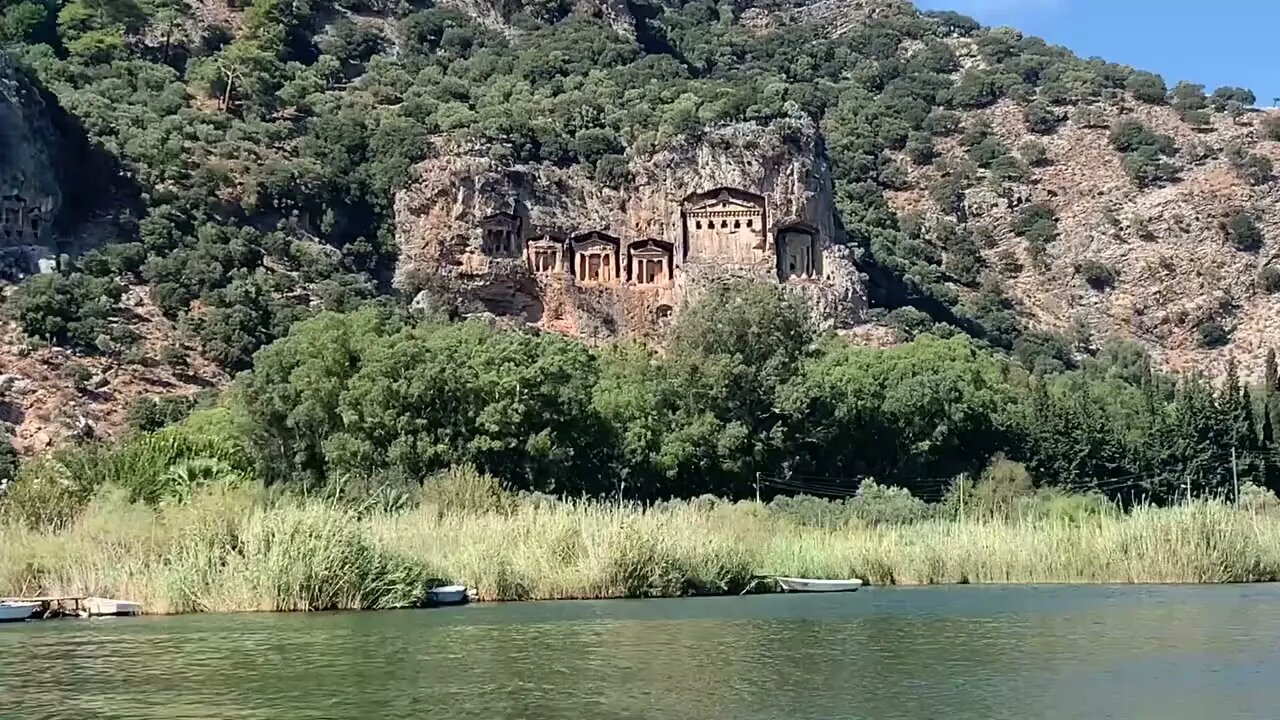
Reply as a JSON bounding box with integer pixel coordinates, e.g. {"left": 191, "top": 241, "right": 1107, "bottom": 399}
{"left": 571, "top": 231, "right": 620, "bottom": 251}
{"left": 480, "top": 211, "right": 519, "bottom": 229}
{"left": 527, "top": 234, "right": 565, "bottom": 249}
{"left": 777, "top": 220, "right": 817, "bottom": 235}
{"left": 683, "top": 188, "right": 765, "bottom": 214}
{"left": 628, "top": 239, "right": 672, "bottom": 258}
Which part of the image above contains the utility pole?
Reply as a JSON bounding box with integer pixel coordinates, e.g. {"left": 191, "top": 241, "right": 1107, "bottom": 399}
{"left": 959, "top": 476, "right": 965, "bottom": 523}
{"left": 755, "top": 472, "right": 761, "bottom": 503}
{"left": 1185, "top": 474, "right": 1192, "bottom": 505}
{"left": 1232, "top": 446, "right": 1240, "bottom": 504}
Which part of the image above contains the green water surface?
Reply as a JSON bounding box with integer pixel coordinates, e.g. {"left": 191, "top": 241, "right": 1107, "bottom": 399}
{"left": 2, "top": 585, "right": 1278, "bottom": 719}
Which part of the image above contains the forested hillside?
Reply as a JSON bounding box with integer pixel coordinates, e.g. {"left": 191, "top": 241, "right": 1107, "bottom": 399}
{"left": 2, "top": 0, "right": 1279, "bottom": 470}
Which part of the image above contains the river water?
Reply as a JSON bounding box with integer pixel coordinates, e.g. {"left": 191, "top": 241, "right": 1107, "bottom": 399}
{"left": 3, "top": 585, "right": 1279, "bottom": 719}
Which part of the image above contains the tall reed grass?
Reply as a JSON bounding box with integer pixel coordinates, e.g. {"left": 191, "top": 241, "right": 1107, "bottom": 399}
{"left": 5, "top": 483, "right": 1280, "bottom": 613}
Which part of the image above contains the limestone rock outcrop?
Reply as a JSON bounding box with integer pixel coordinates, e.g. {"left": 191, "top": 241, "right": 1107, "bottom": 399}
{"left": 887, "top": 97, "right": 1280, "bottom": 381}
{"left": 394, "top": 117, "right": 868, "bottom": 340}
{"left": 438, "top": 0, "right": 637, "bottom": 39}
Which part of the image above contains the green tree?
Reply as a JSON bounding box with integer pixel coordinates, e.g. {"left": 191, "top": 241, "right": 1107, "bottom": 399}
{"left": 778, "top": 335, "right": 1013, "bottom": 489}
{"left": 327, "top": 321, "right": 606, "bottom": 493}
{"left": 1210, "top": 86, "right": 1255, "bottom": 111}
{"left": 1170, "top": 81, "right": 1207, "bottom": 112}
{"left": 238, "top": 307, "right": 405, "bottom": 486}
{"left": 1125, "top": 71, "right": 1167, "bottom": 104}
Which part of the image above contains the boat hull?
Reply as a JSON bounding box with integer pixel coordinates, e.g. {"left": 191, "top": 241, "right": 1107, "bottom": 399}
{"left": 427, "top": 585, "right": 469, "bottom": 606}
{"left": 0, "top": 602, "right": 38, "bottom": 622}
{"left": 776, "top": 577, "right": 864, "bottom": 593}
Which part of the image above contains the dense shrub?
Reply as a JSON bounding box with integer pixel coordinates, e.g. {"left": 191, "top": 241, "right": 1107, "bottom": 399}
{"left": 885, "top": 306, "right": 936, "bottom": 338}
{"left": 1012, "top": 331, "right": 1074, "bottom": 375}
{"left": 988, "top": 155, "right": 1029, "bottom": 183}
{"left": 1257, "top": 266, "right": 1280, "bottom": 293}
{"left": 1071, "top": 105, "right": 1108, "bottom": 128}
{"left": 8, "top": 273, "right": 125, "bottom": 353}
{"left": 1170, "top": 81, "right": 1207, "bottom": 112}
{"left": 126, "top": 394, "right": 199, "bottom": 433}
{"left": 1226, "top": 144, "right": 1273, "bottom": 185}
{"left": 1225, "top": 212, "right": 1264, "bottom": 252}
{"left": 1019, "top": 139, "right": 1049, "bottom": 166}
{"left": 922, "top": 109, "right": 962, "bottom": 136}
{"left": 905, "top": 132, "right": 936, "bottom": 164}
{"left": 1023, "top": 101, "right": 1063, "bottom": 134}
{"left": 846, "top": 480, "right": 935, "bottom": 525}
{"left": 1013, "top": 203, "right": 1057, "bottom": 236}
{"left": 0, "top": 436, "right": 15, "bottom": 489}
{"left": 1198, "top": 321, "right": 1230, "bottom": 348}
{"left": 1077, "top": 260, "right": 1117, "bottom": 290}
{"left": 971, "top": 455, "right": 1036, "bottom": 520}
{"left": 1125, "top": 71, "right": 1167, "bottom": 104}
{"left": 1109, "top": 119, "right": 1176, "bottom": 154}
{"left": 1122, "top": 147, "right": 1180, "bottom": 187}
{"left": 1183, "top": 109, "right": 1212, "bottom": 130}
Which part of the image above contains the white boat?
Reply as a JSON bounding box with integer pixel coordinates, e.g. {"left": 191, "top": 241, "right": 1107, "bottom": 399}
{"left": 776, "top": 577, "right": 864, "bottom": 593}
{"left": 85, "top": 597, "right": 142, "bottom": 617}
{"left": 0, "top": 601, "right": 37, "bottom": 623}
{"left": 427, "top": 585, "right": 469, "bottom": 606}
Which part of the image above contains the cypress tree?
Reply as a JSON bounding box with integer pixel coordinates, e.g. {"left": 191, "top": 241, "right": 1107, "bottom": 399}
{"left": 1265, "top": 347, "right": 1278, "bottom": 395}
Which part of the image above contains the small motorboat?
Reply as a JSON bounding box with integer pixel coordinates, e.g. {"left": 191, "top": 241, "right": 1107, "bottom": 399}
{"left": 0, "top": 601, "right": 38, "bottom": 623}
{"left": 776, "top": 577, "right": 864, "bottom": 593}
{"left": 427, "top": 585, "right": 469, "bottom": 606}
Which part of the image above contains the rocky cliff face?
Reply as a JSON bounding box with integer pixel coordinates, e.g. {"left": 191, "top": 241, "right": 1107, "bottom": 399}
{"left": 0, "top": 55, "right": 62, "bottom": 278}
{"left": 438, "top": 0, "right": 638, "bottom": 39}
{"left": 887, "top": 97, "right": 1280, "bottom": 380}
{"left": 394, "top": 117, "right": 867, "bottom": 340}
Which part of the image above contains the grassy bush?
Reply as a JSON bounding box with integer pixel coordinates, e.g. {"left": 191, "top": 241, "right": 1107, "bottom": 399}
{"left": 847, "top": 480, "right": 937, "bottom": 525}
{"left": 418, "top": 464, "right": 516, "bottom": 517}
{"left": 0, "top": 458, "right": 97, "bottom": 531}
{"left": 8, "top": 484, "right": 1280, "bottom": 609}
{"left": 1072, "top": 105, "right": 1108, "bottom": 128}
{"left": 1261, "top": 115, "right": 1280, "bottom": 141}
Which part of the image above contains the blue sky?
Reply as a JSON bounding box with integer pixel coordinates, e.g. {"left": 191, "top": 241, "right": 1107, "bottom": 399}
{"left": 915, "top": 0, "right": 1280, "bottom": 107}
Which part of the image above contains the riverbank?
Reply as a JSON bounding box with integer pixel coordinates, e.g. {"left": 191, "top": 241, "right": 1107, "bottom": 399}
{"left": 4, "top": 483, "right": 1280, "bottom": 614}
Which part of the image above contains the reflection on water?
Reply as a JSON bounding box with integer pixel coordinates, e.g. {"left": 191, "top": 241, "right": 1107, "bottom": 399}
{"left": 3, "top": 585, "right": 1280, "bottom": 719}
